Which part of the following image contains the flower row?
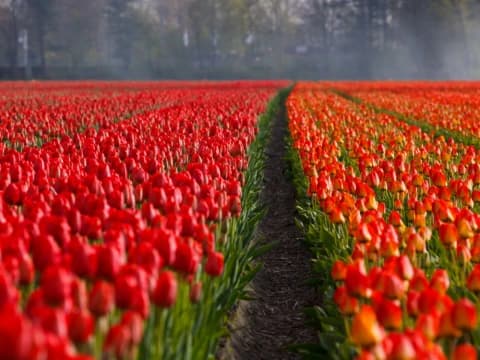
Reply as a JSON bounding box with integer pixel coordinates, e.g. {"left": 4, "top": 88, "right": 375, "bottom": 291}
{"left": 0, "top": 81, "right": 284, "bottom": 359}
{"left": 287, "top": 83, "right": 480, "bottom": 359}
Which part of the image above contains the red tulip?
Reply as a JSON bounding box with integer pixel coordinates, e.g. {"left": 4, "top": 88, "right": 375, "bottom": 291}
{"left": 386, "top": 333, "right": 416, "bottom": 360}
{"left": 345, "top": 263, "right": 371, "bottom": 299}
{"left": 333, "top": 286, "right": 359, "bottom": 315}
{"left": 120, "top": 311, "right": 144, "bottom": 345}
{"left": 173, "top": 241, "right": 200, "bottom": 275}
{"left": 32, "top": 234, "right": 61, "bottom": 272}
{"left": 103, "top": 324, "right": 131, "bottom": 359}
{"left": 69, "top": 239, "right": 98, "bottom": 279}
{"left": 452, "top": 298, "right": 477, "bottom": 331}
{"left": 452, "top": 344, "right": 477, "bottom": 360}
{"left": 415, "top": 313, "right": 439, "bottom": 341}
{"left": 41, "top": 266, "right": 73, "bottom": 306}
{"left": 0, "top": 308, "right": 40, "bottom": 360}
{"left": 152, "top": 271, "right": 177, "bottom": 308}
{"left": 189, "top": 281, "right": 202, "bottom": 303}
{"left": 88, "top": 280, "right": 114, "bottom": 317}
{"left": 375, "top": 298, "right": 402, "bottom": 330}
{"left": 97, "top": 244, "right": 123, "bottom": 281}
{"left": 205, "top": 251, "right": 224, "bottom": 277}
{"left": 67, "top": 309, "right": 94, "bottom": 343}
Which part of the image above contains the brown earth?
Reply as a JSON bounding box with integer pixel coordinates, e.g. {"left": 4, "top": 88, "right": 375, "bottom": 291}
{"left": 217, "top": 100, "right": 318, "bottom": 360}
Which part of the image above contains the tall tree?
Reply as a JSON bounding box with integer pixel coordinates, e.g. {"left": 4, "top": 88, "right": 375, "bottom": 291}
{"left": 24, "top": 0, "right": 54, "bottom": 74}
{"left": 0, "top": 0, "right": 21, "bottom": 71}
{"left": 104, "top": 0, "right": 135, "bottom": 69}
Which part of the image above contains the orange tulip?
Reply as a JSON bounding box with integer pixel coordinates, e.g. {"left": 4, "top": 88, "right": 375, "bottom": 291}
{"left": 415, "top": 313, "right": 439, "bottom": 341}
{"left": 351, "top": 305, "right": 384, "bottom": 348}
{"left": 331, "top": 260, "right": 348, "bottom": 281}
{"left": 430, "top": 269, "right": 450, "bottom": 294}
{"left": 467, "top": 266, "right": 480, "bottom": 292}
{"left": 438, "top": 223, "right": 459, "bottom": 248}
{"left": 438, "top": 309, "right": 461, "bottom": 338}
{"left": 452, "top": 299, "right": 477, "bottom": 331}
{"left": 456, "top": 218, "right": 474, "bottom": 239}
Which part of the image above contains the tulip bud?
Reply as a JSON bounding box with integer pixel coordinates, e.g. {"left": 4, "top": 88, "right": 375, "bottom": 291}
{"left": 386, "top": 333, "right": 416, "bottom": 360}
{"left": 376, "top": 298, "right": 402, "bottom": 330}
{"left": 189, "top": 281, "right": 202, "bottom": 304}
{"left": 457, "top": 244, "right": 471, "bottom": 264}
{"left": 415, "top": 313, "right": 439, "bottom": 341}
{"left": 331, "top": 260, "right": 348, "bottom": 281}
{"left": 89, "top": 280, "right": 114, "bottom": 317}
{"left": 438, "top": 309, "right": 461, "bottom": 338}
{"left": 438, "top": 223, "right": 458, "bottom": 248}
{"left": 68, "top": 309, "right": 94, "bottom": 343}
{"left": 395, "top": 255, "right": 413, "bottom": 281}
{"left": 173, "top": 242, "right": 200, "bottom": 275}
{"left": 152, "top": 271, "right": 177, "bottom": 308}
{"left": 456, "top": 217, "right": 474, "bottom": 239}
{"left": 452, "top": 344, "right": 477, "bottom": 360}
{"left": 345, "top": 263, "right": 371, "bottom": 299}
{"left": 120, "top": 310, "right": 144, "bottom": 345}
{"left": 104, "top": 324, "right": 131, "bottom": 359}
{"left": 382, "top": 272, "right": 406, "bottom": 300}
{"left": 467, "top": 266, "right": 480, "bottom": 292}
{"left": 350, "top": 305, "right": 384, "bottom": 348}
{"left": 205, "top": 251, "right": 224, "bottom": 277}
{"left": 409, "top": 269, "right": 429, "bottom": 292}
{"left": 333, "top": 286, "right": 359, "bottom": 316}
{"left": 41, "top": 266, "right": 73, "bottom": 306}
{"left": 452, "top": 299, "right": 477, "bottom": 331}
{"left": 430, "top": 269, "right": 449, "bottom": 294}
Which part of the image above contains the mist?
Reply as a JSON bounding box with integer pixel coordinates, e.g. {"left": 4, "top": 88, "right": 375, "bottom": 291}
{"left": 0, "top": 0, "right": 479, "bottom": 80}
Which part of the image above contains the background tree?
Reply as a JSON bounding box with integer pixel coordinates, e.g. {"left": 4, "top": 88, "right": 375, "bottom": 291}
{"left": 0, "top": 0, "right": 479, "bottom": 79}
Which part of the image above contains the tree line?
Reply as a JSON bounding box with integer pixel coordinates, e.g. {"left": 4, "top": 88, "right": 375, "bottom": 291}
{"left": 0, "top": 0, "right": 479, "bottom": 80}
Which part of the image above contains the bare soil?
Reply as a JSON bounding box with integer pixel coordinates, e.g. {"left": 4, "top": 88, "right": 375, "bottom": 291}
{"left": 218, "top": 101, "right": 317, "bottom": 359}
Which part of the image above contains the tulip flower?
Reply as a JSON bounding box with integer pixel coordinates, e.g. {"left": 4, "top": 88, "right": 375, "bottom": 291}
{"left": 89, "top": 280, "right": 114, "bottom": 318}
{"left": 345, "top": 263, "right": 371, "bottom": 299}
{"left": 152, "top": 271, "right": 177, "bottom": 308}
{"left": 452, "top": 344, "right": 477, "bottom": 360}
{"left": 375, "top": 298, "right": 402, "bottom": 330}
{"left": 438, "top": 223, "right": 459, "bottom": 248}
{"left": 205, "top": 251, "right": 224, "bottom": 277}
{"left": 452, "top": 298, "right": 477, "bottom": 331}
{"left": 350, "top": 305, "right": 384, "bottom": 348}
{"left": 331, "top": 260, "right": 348, "bottom": 281}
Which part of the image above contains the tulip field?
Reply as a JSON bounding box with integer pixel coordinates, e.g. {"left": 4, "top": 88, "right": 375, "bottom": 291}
{"left": 288, "top": 82, "right": 480, "bottom": 360}
{"left": 0, "top": 80, "right": 287, "bottom": 359}
{"left": 2, "top": 79, "right": 480, "bottom": 360}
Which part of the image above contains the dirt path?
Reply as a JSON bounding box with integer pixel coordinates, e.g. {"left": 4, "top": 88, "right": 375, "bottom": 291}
{"left": 218, "top": 98, "right": 317, "bottom": 359}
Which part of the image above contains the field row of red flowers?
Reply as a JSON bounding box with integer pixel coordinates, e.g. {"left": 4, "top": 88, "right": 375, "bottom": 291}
{"left": 0, "top": 83, "right": 229, "bottom": 150}
{"left": 0, "top": 81, "right": 286, "bottom": 359}
{"left": 287, "top": 82, "right": 480, "bottom": 359}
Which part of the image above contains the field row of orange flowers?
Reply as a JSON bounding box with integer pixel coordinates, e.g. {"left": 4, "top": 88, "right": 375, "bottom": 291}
{"left": 318, "top": 81, "right": 480, "bottom": 142}
{"left": 288, "top": 82, "right": 480, "bottom": 359}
